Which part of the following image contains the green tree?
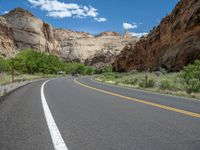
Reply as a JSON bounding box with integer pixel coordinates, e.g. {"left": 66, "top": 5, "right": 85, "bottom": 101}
{"left": 14, "top": 49, "right": 65, "bottom": 74}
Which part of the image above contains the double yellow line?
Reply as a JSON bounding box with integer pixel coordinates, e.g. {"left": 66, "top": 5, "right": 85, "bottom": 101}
{"left": 74, "top": 79, "right": 200, "bottom": 119}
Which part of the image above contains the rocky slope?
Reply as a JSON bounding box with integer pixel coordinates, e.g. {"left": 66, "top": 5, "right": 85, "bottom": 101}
{"left": 3, "top": 8, "right": 58, "bottom": 55}
{"left": 54, "top": 29, "right": 138, "bottom": 66}
{"left": 0, "top": 8, "right": 137, "bottom": 66}
{"left": 0, "top": 17, "right": 17, "bottom": 57}
{"left": 113, "top": 0, "right": 200, "bottom": 72}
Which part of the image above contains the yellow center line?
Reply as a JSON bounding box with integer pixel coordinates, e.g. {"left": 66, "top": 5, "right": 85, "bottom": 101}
{"left": 74, "top": 79, "right": 200, "bottom": 119}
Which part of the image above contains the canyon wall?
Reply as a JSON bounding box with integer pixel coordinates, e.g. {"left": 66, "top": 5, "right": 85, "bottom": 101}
{"left": 0, "top": 8, "right": 137, "bottom": 67}
{"left": 55, "top": 29, "right": 137, "bottom": 67}
{"left": 113, "top": 0, "right": 200, "bottom": 72}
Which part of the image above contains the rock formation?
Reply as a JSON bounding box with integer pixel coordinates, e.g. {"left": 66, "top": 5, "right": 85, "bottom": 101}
{"left": 3, "top": 8, "right": 58, "bottom": 55}
{"left": 0, "top": 17, "right": 16, "bottom": 57}
{"left": 0, "top": 8, "right": 137, "bottom": 67}
{"left": 113, "top": 0, "right": 200, "bottom": 72}
{"left": 54, "top": 29, "right": 138, "bottom": 66}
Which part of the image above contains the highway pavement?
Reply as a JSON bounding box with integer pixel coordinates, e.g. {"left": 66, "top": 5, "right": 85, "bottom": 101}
{"left": 0, "top": 76, "right": 200, "bottom": 150}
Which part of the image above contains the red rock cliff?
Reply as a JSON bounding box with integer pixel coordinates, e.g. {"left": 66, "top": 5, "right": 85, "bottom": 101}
{"left": 113, "top": 0, "right": 200, "bottom": 72}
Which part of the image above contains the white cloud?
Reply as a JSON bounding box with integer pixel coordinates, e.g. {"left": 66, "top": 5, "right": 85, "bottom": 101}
{"left": 28, "top": 0, "right": 106, "bottom": 21}
{"left": 123, "top": 22, "right": 137, "bottom": 30}
{"left": 94, "top": 17, "right": 107, "bottom": 22}
{"left": 2, "top": 11, "right": 9, "bottom": 14}
{"left": 130, "top": 32, "right": 148, "bottom": 38}
{"left": 47, "top": 10, "right": 72, "bottom": 18}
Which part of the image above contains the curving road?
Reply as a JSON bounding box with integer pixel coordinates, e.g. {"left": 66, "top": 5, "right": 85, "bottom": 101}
{"left": 0, "top": 76, "right": 200, "bottom": 150}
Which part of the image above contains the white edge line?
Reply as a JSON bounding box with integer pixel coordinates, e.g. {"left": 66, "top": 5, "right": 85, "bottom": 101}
{"left": 90, "top": 77, "right": 200, "bottom": 102}
{"left": 41, "top": 79, "right": 68, "bottom": 150}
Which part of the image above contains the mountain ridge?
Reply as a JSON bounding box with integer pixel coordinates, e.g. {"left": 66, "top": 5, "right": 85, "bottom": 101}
{"left": 0, "top": 7, "right": 137, "bottom": 67}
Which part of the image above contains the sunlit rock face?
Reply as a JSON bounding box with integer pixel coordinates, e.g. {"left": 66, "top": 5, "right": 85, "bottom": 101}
{"left": 0, "top": 8, "right": 138, "bottom": 67}
{"left": 113, "top": 0, "right": 200, "bottom": 72}
{"left": 3, "top": 8, "right": 59, "bottom": 55}
{"left": 0, "top": 16, "right": 16, "bottom": 57}
{"left": 54, "top": 29, "right": 138, "bottom": 67}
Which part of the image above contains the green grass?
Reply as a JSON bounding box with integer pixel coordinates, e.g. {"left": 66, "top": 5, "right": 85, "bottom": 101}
{"left": 95, "top": 72, "right": 200, "bottom": 100}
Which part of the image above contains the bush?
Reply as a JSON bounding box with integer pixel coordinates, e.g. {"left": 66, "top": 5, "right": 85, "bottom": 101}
{"left": 85, "top": 66, "right": 96, "bottom": 75}
{"left": 102, "top": 72, "right": 123, "bottom": 80}
{"left": 139, "top": 78, "right": 155, "bottom": 88}
{"left": 95, "top": 65, "right": 113, "bottom": 74}
{"left": 139, "top": 79, "right": 146, "bottom": 88}
{"left": 159, "top": 79, "right": 172, "bottom": 90}
{"left": 0, "top": 57, "right": 10, "bottom": 73}
{"left": 124, "top": 78, "right": 138, "bottom": 85}
{"left": 180, "top": 60, "right": 200, "bottom": 84}
{"left": 102, "top": 65, "right": 113, "bottom": 73}
{"left": 180, "top": 60, "right": 200, "bottom": 93}
{"left": 186, "top": 79, "right": 200, "bottom": 93}
{"left": 65, "top": 63, "right": 96, "bottom": 75}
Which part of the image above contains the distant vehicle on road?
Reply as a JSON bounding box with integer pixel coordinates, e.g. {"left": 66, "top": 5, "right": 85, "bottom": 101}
{"left": 57, "top": 71, "right": 65, "bottom": 75}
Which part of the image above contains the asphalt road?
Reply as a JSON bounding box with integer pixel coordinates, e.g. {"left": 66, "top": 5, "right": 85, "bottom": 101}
{"left": 0, "top": 76, "right": 200, "bottom": 150}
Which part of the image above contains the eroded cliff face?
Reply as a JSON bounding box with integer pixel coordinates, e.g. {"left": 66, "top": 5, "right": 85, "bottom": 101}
{"left": 113, "top": 0, "right": 200, "bottom": 72}
{"left": 0, "top": 17, "right": 17, "bottom": 57}
{"left": 3, "top": 8, "right": 58, "bottom": 55}
{"left": 54, "top": 29, "right": 138, "bottom": 66}
{"left": 0, "top": 8, "right": 137, "bottom": 67}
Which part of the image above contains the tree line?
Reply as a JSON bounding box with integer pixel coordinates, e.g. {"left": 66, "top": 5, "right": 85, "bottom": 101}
{"left": 0, "top": 49, "right": 112, "bottom": 75}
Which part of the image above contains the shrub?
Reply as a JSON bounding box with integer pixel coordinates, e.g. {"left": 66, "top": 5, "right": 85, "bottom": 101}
{"left": 148, "top": 78, "right": 156, "bottom": 87}
{"left": 124, "top": 78, "right": 138, "bottom": 85}
{"left": 186, "top": 79, "right": 200, "bottom": 93}
{"left": 180, "top": 60, "right": 200, "bottom": 84}
{"left": 85, "top": 66, "right": 96, "bottom": 75}
{"left": 75, "top": 63, "right": 85, "bottom": 74}
{"left": 113, "top": 73, "right": 123, "bottom": 79}
{"left": 0, "top": 57, "right": 10, "bottom": 73}
{"left": 159, "top": 79, "right": 172, "bottom": 90}
{"left": 180, "top": 60, "right": 200, "bottom": 93}
{"left": 102, "top": 72, "right": 116, "bottom": 80}
{"left": 139, "top": 78, "right": 155, "bottom": 88}
{"left": 95, "top": 65, "right": 113, "bottom": 74}
{"left": 139, "top": 79, "right": 146, "bottom": 88}
{"left": 65, "top": 63, "right": 96, "bottom": 75}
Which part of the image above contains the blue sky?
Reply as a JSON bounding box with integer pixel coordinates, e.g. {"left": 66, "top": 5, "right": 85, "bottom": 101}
{"left": 0, "top": 0, "right": 179, "bottom": 35}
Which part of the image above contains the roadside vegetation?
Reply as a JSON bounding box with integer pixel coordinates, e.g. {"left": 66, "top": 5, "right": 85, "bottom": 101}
{"left": 1, "top": 49, "right": 200, "bottom": 100}
{"left": 0, "top": 49, "right": 98, "bottom": 85}
{"left": 95, "top": 60, "right": 200, "bottom": 100}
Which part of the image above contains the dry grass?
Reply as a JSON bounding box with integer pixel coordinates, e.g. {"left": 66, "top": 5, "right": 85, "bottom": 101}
{"left": 0, "top": 73, "right": 62, "bottom": 85}
{"left": 95, "top": 72, "right": 200, "bottom": 100}
{"left": 0, "top": 73, "right": 42, "bottom": 85}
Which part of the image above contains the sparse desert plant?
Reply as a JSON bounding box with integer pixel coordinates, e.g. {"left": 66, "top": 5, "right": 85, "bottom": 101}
{"left": 159, "top": 79, "right": 172, "bottom": 90}
{"left": 139, "top": 78, "right": 155, "bottom": 88}
{"left": 95, "top": 70, "right": 200, "bottom": 99}
{"left": 124, "top": 78, "right": 138, "bottom": 85}
{"left": 186, "top": 79, "right": 200, "bottom": 93}
{"left": 148, "top": 78, "right": 156, "bottom": 88}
